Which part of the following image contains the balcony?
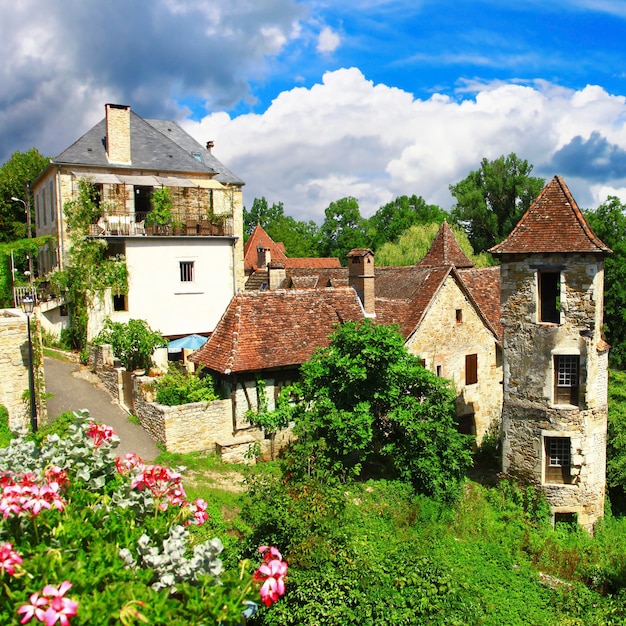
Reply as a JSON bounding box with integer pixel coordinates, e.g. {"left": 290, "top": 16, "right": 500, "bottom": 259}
{"left": 88, "top": 211, "right": 234, "bottom": 238}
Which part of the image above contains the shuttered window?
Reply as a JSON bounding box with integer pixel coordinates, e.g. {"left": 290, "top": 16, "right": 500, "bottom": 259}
{"left": 465, "top": 354, "right": 478, "bottom": 385}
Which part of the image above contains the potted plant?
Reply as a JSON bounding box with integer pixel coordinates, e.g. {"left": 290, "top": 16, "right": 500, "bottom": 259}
{"left": 147, "top": 188, "right": 173, "bottom": 234}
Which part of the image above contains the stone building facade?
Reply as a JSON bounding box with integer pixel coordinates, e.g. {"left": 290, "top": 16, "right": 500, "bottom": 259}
{"left": 491, "top": 176, "right": 611, "bottom": 530}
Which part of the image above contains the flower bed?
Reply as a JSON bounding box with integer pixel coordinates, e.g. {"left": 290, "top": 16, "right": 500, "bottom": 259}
{"left": 0, "top": 411, "right": 286, "bottom": 625}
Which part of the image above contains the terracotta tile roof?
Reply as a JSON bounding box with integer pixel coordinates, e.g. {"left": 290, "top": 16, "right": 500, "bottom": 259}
{"left": 243, "top": 224, "right": 288, "bottom": 272}
{"left": 283, "top": 268, "right": 348, "bottom": 288}
{"left": 458, "top": 266, "right": 502, "bottom": 340}
{"left": 417, "top": 221, "right": 475, "bottom": 268}
{"left": 190, "top": 287, "right": 364, "bottom": 374}
{"left": 489, "top": 176, "right": 611, "bottom": 255}
{"left": 243, "top": 223, "right": 340, "bottom": 272}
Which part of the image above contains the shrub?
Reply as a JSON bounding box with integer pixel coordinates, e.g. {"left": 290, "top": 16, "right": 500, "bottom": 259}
{"left": 94, "top": 318, "right": 166, "bottom": 372}
{"left": 155, "top": 366, "right": 218, "bottom": 406}
{"left": 0, "top": 405, "right": 12, "bottom": 448}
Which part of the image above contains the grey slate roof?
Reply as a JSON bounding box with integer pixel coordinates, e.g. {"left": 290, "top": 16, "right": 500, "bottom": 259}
{"left": 53, "top": 111, "right": 243, "bottom": 185}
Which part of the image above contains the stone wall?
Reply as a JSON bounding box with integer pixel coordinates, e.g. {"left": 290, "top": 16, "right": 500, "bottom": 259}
{"left": 405, "top": 274, "right": 502, "bottom": 443}
{"left": 500, "top": 252, "right": 608, "bottom": 531}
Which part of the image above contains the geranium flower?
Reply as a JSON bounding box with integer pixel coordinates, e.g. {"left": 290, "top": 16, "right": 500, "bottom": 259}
{"left": 0, "top": 542, "right": 22, "bottom": 576}
{"left": 184, "top": 498, "right": 209, "bottom": 526}
{"left": 41, "top": 581, "right": 78, "bottom": 626}
{"left": 86, "top": 422, "right": 115, "bottom": 447}
{"left": 254, "top": 546, "right": 288, "bottom": 607}
{"left": 115, "top": 452, "right": 145, "bottom": 475}
{"left": 44, "top": 466, "right": 70, "bottom": 490}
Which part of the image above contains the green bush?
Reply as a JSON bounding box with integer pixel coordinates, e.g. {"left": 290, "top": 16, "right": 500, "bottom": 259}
{"left": 93, "top": 318, "right": 166, "bottom": 372}
{"left": 0, "top": 405, "right": 12, "bottom": 447}
{"left": 155, "top": 366, "right": 218, "bottom": 406}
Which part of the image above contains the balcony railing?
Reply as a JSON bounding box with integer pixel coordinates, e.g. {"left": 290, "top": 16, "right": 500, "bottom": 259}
{"left": 88, "top": 211, "right": 234, "bottom": 238}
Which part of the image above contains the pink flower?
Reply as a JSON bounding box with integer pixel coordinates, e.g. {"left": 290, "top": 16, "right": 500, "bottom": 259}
{"left": 131, "top": 465, "right": 186, "bottom": 509}
{"left": 0, "top": 542, "right": 22, "bottom": 576}
{"left": 86, "top": 422, "right": 115, "bottom": 447}
{"left": 184, "top": 498, "right": 209, "bottom": 526}
{"left": 115, "top": 453, "right": 145, "bottom": 475}
{"left": 254, "top": 546, "right": 288, "bottom": 607}
{"left": 18, "top": 581, "right": 78, "bottom": 626}
{"left": 44, "top": 467, "right": 69, "bottom": 490}
{"left": 17, "top": 592, "right": 48, "bottom": 624}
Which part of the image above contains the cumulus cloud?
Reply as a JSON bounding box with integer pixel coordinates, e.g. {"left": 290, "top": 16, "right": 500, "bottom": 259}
{"left": 316, "top": 26, "right": 341, "bottom": 53}
{"left": 184, "top": 68, "right": 626, "bottom": 221}
{"left": 0, "top": 0, "right": 306, "bottom": 161}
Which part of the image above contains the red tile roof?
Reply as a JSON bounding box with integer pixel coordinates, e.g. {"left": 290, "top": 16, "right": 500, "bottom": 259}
{"left": 489, "top": 176, "right": 611, "bottom": 255}
{"left": 459, "top": 266, "right": 502, "bottom": 340}
{"left": 243, "top": 223, "right": 340, "bottom": 272}
{"left": 417, "top": 221, "right": 474, "bottom": 268}
{"left": 190, "top": 287, "right": 364, "bottom": 374}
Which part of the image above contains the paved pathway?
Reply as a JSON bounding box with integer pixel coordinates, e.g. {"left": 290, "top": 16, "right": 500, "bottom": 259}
{"left": 44, "top": 357, "right": 161, "bottom": 461}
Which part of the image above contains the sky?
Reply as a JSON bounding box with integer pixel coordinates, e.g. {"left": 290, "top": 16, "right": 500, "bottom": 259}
{"left": 2, "top": 0, "right": 626, "bottom": 223}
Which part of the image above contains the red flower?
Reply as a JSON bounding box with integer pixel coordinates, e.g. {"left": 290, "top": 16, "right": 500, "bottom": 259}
{"left": 254, "top": 546, "right": 288, "bottom": 607}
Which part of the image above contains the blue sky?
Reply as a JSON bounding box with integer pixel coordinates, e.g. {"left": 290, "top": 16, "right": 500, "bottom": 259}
{"left": 2, "top": 0, "right": 626, "bottom": 222}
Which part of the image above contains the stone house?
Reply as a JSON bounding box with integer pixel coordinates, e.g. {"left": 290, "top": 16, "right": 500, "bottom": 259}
{"left": 31, "top": 103, "right": 245, "bottom": 340}
{"left": 490, "top": 175, "right": 611, "bottom": 530}
{"left": 192, "top": 221, "right": 504, "bottom": 445}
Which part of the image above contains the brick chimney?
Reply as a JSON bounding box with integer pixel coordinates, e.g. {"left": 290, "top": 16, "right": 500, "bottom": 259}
{"left": 257, "top": 246, "right": 271, "bottom": 271}
{"left": 105, "top": 104, "right": 132, "bottom": 164}
{"left": 348, "top": 249, "right": 375, "bottom": 316}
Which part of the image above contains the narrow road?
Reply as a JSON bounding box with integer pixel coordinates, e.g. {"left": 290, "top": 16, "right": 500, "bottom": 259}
{"left": 44, "top": 357, "right": 161, "bottom": 461}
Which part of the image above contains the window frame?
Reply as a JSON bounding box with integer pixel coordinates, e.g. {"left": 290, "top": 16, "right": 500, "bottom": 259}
{"left": 538, "top": 270, "right": 561, "bottom": 324}
{"left": 554, "top": 355, "right": 580, "bottom": 406}
{"left": 544, "top": 436, "right": 572, "bottom": 485}
{"left": 179, "top": 260, "right": 195, "bottom": 283}
{"left": 465, "top": 353, "right": 478, "bottom": 385}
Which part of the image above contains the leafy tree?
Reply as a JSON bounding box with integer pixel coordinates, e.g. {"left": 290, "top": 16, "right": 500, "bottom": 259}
{"left": 586, "top": 196, "right": 626, "bottom": 368}
{"left": 0, "top": 148, "right": 50, "bottom": 242}
{"left": 367, "top": 195, "right": 448, "bottom": 251}
{"left": 288, "top": 319, "right": 473, "bottom": 501}
{"left": 244, "top": 197, "right": 321, "bottom": 257}
{"left": 375, "top": 222, "right": 494, "bottom": 267}
{"left": 319, "top": 197, "right": 368, "bottom": 263}
{"left": 450, "top": 153, "right": 544, "bottom": 253}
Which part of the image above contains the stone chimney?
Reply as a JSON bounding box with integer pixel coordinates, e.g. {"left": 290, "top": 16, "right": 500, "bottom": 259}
{"left": 206, "top": 141, "right": 214, "bottom": 153}
{"left": 347, "top": 249, "right": 375, "bottom": 316}
{"left": 257, "top": 246, "right": 271, "bottom": 271}
{"left": 105, "top": 104, "right": 132, "bottom": 165}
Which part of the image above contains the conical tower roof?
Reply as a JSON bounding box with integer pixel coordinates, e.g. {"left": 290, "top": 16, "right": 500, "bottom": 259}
{"left": 489, "top": 176, "right": 611, "bottom": 255}
{"left": 417, "top": 221, "right": 474, "bottom": 268}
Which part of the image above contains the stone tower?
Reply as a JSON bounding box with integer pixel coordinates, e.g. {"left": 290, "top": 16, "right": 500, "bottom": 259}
{"left": 490, "top": 176, "right": 612, "bottom": 531}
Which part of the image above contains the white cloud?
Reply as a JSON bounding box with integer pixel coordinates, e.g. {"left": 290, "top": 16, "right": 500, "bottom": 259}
{"left": 183, "top": 69, "right": 626, "bottom": 222}
{"left": 316, "top": 26, "right": 341, "bottom": 53}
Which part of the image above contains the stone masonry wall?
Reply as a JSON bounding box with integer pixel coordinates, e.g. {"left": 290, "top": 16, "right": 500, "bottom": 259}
{"left": 405, "top": 275, "right": 502, "bottom": 443}
{"left": 500, "top": 252, "right": 608, "bottom": 530}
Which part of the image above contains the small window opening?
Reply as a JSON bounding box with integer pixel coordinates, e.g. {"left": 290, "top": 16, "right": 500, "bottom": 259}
{"left": 436, "top": 365, "right": 442, "bottom": 377}
{"left": 465, "top": 354, "right": 478, "bottom": 385}
{"left": 545, "top": 436, "right": 572, "bottom": 484}
{"left": 539, "top": 271, "right": 560, "bottom": 323}
{"left": 180, "top": 261, "right": 194, "bottom": 283}
{"left": 554, "top": 512, "right": 578, "bottom": 530}
{"left": 554, "top": 356, "right": 579, "bottom": 406}
{"left": 113, "top": 294, "right": 127, "bottom": 311}
{"left": 456, "top": 309, "right": 463, "bottom": 323}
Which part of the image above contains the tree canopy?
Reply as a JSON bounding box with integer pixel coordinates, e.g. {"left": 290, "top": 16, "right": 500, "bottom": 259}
{"left": 450, "top": 153, "right": 544, "bottom": 253}
{"left": 286, "top": 319, "right": 473, "bottom": 502}
{"left": 0, "top": 148, "right": 50, "bottom": 242}
{"left": 586, "top": 196, "right": 626, "bottom": 368}
{"left": 319, "top": 197, "right": 369, "bottom": 262}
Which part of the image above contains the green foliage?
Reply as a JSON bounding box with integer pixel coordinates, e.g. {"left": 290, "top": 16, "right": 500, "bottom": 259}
{"left": 375, "top": 221, "right": 495, "bottom": 267}
{"left": 450, "top": 153, "right": 544, "bottom": 253}
{"left": 367, "top": 195, "right": 448, "bottom": 251}
{"left": 147, "top": 188, "right": 173, "bottom": 226}
{"left": 606, "top": 369, "right": 626, "bottom": 509}
{"left": 319, "top": 197, "right": 369, "bottom": 262}
{"left": 0, "top": 148, "right": 50, "bottom": 242}
{"left": 50, "top": 179, "right": 128, "bottom": 349}
{"left": 154, "top": 366, "right": 218, "bottom": 405}
{"left": 288, "top": 319, "right": 473, "bottom": 502}
{"left": 0, "top": 405, "right": 12, "bottom": 447}
{"left": 94, "top": 318, "right": 166, "bottom": 372}
{"left": 586, "top": 197, "right": 626, "bottom": 368}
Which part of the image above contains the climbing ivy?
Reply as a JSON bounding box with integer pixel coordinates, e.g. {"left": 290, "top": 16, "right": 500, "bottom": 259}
{"left": 49, "top": 179, "right": 128, "bottom": 350}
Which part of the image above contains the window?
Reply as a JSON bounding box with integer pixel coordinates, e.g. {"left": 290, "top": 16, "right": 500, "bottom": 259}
{"left": 113, "top": 294, "right": 127, "bottom": 311}
{"left": 436, "top": 365, "right": 442, "bottom": 377}
{"left": 554, "top": 356, "right": 579, "bottom": 405}
{"left": 544, "top": 437, "right": 572, "bottom": 484}
{"left": 465, "top": 354, "right": 478, "bottom": 385}
{"left": 180, "top": 261, "right": 194, "bottom": 283}
{"left": 539, "top": 271, "right": 560, "bottom": 323}
{"left": 456, "top": 309, "right": 463, "bottom": 323}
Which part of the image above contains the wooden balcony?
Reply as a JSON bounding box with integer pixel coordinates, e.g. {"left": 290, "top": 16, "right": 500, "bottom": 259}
{"left": 88, "top": 211, "right": 234, "bottom": 238}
